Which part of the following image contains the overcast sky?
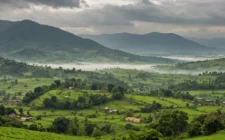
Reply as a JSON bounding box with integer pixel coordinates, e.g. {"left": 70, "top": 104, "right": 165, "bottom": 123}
{"left": 0, "top": 0, "right": 225, "bottom": 38}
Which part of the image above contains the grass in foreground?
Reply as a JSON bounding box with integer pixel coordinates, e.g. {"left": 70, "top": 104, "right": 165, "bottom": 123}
{"left": 185, "top": 130, "right": 225, "bottom": 140}
{"left": 0, "top": 127, "right": 93, "bottom": 140}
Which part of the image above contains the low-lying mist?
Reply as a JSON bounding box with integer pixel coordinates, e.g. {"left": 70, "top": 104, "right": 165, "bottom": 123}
{"left": 160, "top": 55, "right": 224, "bottom": 62}
{"left": 31, "top": 62, "right": 215, "bottom": 75}
{"left": 28, "top": 55, "right": 225, "bottom": 75}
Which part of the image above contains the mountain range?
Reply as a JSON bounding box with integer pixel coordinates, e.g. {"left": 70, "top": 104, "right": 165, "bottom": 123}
{"left": 81, "top": 33, "right": 221, "bottom": 55}
{"left": 189, "top": 37, "right": 225, "bottom": 49}
{"left": 0, "top": 20, "right": 176, "bottom": 64}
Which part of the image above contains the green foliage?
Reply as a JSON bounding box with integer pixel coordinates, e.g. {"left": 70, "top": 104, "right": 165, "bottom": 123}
{"left": 141, "top": 101, "right": 162, "bottom": 113}
{"left": 187, "top": 122, "right": 202, "bottom": 137}
{"left": 203, "top": 116, "right": 224, "bottom": 135}
{"left": 29, "top": 124, "right": 38, "bottom": 130}
{"left": 53, "top": 117, "right": 70, "bottom": 133}
{"left": 91, "top": 127, "right": 103, "bottom": 137}
{"left": 152, "top": 110, "right": 188, "bottom": 137}
{"left": 138, "top": 129, "right": 162, "bottom": 140}
{"left": 112, "top": 86, "right": 125, "bottom": 100}
{"left": 0, "top": 105, "right": 5, "bottom": 115}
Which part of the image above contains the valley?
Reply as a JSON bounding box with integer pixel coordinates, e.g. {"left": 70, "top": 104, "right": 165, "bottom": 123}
{"left": 0, "top": 17, "right": 225, "bottom": 140}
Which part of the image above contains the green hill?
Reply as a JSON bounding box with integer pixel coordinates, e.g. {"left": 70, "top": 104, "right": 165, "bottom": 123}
{"left": 155, "top": 58, "right": 225, "bottom": 73}
{"left": 0, "top": 127, "right": 93, "bottom": 140}
{"left": 185, "top": 130, "right": 225, "bottom": 140}
{"left": 175, "top": 58, "right": 225, "bottom": 71}
{"left": 0, "top": 20, "right": 176, "bottom": 64}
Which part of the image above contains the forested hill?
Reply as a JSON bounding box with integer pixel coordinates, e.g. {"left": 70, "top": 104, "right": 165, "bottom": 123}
{"left": 81, "top": 32, "right": 220, "bottom": 55}
{"left": 175, "top": 58, "right": 225, "bottom": 71}
{"left": 0, "top": 20, "right": 176, "bottom": 64}
{"left": 0, "top": 57, "right": 127, "bottom": 87}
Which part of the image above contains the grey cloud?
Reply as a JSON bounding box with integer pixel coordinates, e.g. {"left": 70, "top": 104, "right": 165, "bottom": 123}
{"left": 141, "top": 0, "right": 152, "bottom": 5}
{"left": 101, "top": 0, "right": 225, "bottom": 26}
{"left": 0, "top": 0, "right": 225, "bottom": 38}
{"left": 0, "top": 0, "right": 82, "bottom": 8}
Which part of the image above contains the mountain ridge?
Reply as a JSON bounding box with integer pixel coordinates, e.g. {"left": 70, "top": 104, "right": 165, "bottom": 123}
{"left": 80, "top": 32, "right": 220, "bottom": 55}
{"left": 0, "top": 20, "right": 176, "bottom": 64}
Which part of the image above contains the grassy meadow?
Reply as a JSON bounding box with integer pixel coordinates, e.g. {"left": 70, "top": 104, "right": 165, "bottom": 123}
{"left": 0, "top": 127, "right": 93, "bottom": 140}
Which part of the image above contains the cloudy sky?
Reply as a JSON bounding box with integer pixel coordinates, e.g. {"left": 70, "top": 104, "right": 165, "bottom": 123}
{"left": 0, "top": 0, "right": 225, "bottom": 38}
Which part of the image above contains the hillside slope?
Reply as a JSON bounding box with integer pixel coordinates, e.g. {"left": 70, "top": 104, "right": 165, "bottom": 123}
{"left": 189, "top": 37, "right": 225, "bottom": 49}
{"left": 81, "top": 32, "right": 219, "bottom": 55}
{"left": 0, "top": 20, "right": 176, "bottom": 64}
{"left": 0, "top": 127, "right": 93, "bottom": 140}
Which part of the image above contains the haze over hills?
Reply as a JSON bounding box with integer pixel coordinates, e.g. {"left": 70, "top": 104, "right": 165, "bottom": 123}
{"left": 0, "top": 20, "right": 176, "bottom": 64}
{"left": 189, "top": 37, "right": 225, "bottom": 49}
{"left": 81, "top": 33, "right": 221, "bottom": 55}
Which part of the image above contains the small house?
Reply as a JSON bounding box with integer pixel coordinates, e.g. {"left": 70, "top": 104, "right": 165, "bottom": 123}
{"left": 5, "top": 100, "right": 19, "bottom": 105}
{"left": 112, "top": 110, "right": 118, "bottom": 113}
{"left": 206, "top": 99, "right": 211, "bottom": 103}
{"left": 125, "top": 117, "right": 141, "bottom": 123}
{"left": 197, "top": 97, "right": 203, "bottom": 100}
{"left": 8, "top": 113, "right": 17, "bottom": 119}
{"left": 20, "top": 117, "right": 32, "bottom": 122}
{"left": 104, "top": 107, "right": 109, "bottom": 111}
{"left": 69, "top": 87, "right": 74, "bottom": 90}
{"left": 65, "top": 96, "right": 69, "bottom": 99}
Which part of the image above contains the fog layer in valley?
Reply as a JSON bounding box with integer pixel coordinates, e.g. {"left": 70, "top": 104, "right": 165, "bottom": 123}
{"left": 29, "top": 55, "right": 223, "bottom": 75}
{"left": 160, "top": 55, "right": 225, "bottom": 62}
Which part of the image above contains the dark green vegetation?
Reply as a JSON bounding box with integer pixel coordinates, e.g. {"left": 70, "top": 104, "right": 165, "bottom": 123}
{"left": 81, "top": 32, "right": 220, "bottom": 55}
{"left": 1, "top": 57, "right": 225, "bottom": 140}
{"left": 0, "top": 20, "right": 176, "bottom": 64}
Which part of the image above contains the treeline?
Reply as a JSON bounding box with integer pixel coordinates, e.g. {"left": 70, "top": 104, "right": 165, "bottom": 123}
{"left": 115, "top": 110, "right": 225, "bottom": 140}
{"left": 169, "top": 79, "right": 225, "bottom": 91}
{"left": 23, "top": 78, "right": 126, "bottom": 110}
{"left": 140, "top": 89, "right": 195, "bottom": 101}
{"left": 42, "top": 94, "right": 108, "bottom": 110}
{"left": 42, "top": 85, "right": 125, "bottom": 110}
{"left": 0, "top": 105, "right": 23, "bottom": 128}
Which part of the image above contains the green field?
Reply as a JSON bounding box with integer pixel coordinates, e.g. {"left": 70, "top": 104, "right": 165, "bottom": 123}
{"left": 185, "top": 130, "right": 225, "bottom": 140}
{"left": 100, "top": 68, "right": 215, "bottom": 90}
{"left": 0, "top": 127, "right": 93, "bottom": 140}
{"left": 0, "top": 78, "right": 55, "bottom": 95}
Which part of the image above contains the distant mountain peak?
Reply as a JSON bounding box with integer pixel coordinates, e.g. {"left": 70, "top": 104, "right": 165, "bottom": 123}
{"left": 0, "top": 20, "right": 176, "bottom": 64}
{"left": 80, "top": 32, "right": 220, "bottom": 55}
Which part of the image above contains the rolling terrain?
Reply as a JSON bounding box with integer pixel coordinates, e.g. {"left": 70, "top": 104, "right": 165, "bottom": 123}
{"left": 0, "top": 20, "right": 176, "bottom": 64}
{"left": 1, "top": 56, "right": 225, "bottom": 140}
{"left": 156, "top": 58, "right": 225, "bottom": 73}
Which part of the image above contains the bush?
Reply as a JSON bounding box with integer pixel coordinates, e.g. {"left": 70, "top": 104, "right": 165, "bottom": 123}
{"left": 187, "top": 122, "right": 202, "bottom": 137}
{"left": 36, "top": 115, "right": 42, "bottom": 120}
{"left": 203, "top": 116, "right": 224, "bottom": 135}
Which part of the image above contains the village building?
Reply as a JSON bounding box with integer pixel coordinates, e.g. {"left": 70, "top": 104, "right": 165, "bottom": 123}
{"left": 104, "top": 107, "right": 109, "bottom": 111}
{"left": 222, "top": 102, "right": 225, "bottom": 106}
{"left": 20, "top": 117, "right": 33, "bottom": 122}
{"left": 5, "top": 100, "right": 20, "bottom": 105}
{"left": 197, "top": 97, "right": 203, "bottom": 100}
{"left": 206, "top": 99, "right": 212, "bottom": 103}
{"left": 125, "top": 117, "right": 141, "bottom": 123}
{"left": 104, "top": 107, "right": 118, "bottom": 114}
{"left": 69, "top": 87, "right": 74, "bottom": 90}
{"left": 8, "top": 113, "right": 20, "bottom": 119}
